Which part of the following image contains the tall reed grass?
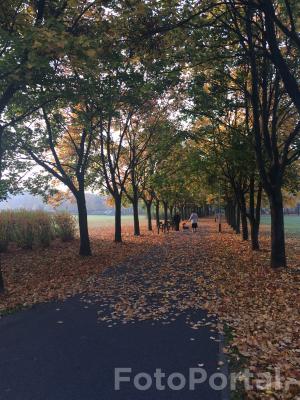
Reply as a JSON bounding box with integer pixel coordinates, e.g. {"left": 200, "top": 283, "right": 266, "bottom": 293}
{"left": 0, "top": 210, "right": 77, "bottom": 252}
{"left": 54, "top": 212, "right": 77, "bottom": 242}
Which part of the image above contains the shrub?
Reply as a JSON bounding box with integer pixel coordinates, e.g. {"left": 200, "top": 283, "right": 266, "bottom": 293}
{"left": 13, "top": 210, "right": 38, "bottom": 249}
{"left": 0, "top": 211, "right": 13, "bottom": 252}
{"left": 13, "top": 210, "right": 60, "bottom": 248}
{"left": 0, "top": 209, "right": 76, "bottom": 250}
{"left": 35, "top": 211, "right": 55, "bottom": 247}
{"left": 54, "top": 212, "right": 77, "bottom": 242}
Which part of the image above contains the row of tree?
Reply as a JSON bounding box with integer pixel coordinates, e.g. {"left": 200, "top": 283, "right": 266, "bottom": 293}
{"left": 180, "top": 0, "right": 300, "bottom": 268}
{"left": 1, "top": 1, "right": 300, "bottom": 271}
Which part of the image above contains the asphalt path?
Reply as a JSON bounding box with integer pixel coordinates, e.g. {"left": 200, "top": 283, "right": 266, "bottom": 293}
{"left": 0, "top": 234, "right": 227, "bottom": 400}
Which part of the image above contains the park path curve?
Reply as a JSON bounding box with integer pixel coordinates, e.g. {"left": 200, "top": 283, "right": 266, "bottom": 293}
{"left": 0, "top": 224, "right": 228, "bottom": 400}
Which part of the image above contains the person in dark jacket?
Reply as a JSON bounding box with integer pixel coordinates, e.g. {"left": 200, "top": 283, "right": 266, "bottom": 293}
{"left": 173, "top": 212, "right": 181, "bottom": 231}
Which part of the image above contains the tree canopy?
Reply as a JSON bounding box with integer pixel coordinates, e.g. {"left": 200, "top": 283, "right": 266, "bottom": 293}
{"left": 1, "top": 0, "right": 300, "bottom": 269}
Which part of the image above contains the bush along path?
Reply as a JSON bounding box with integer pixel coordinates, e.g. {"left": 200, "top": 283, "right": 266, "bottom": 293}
{"left": 0, "top": 219, "right": 299, "bottom": 399}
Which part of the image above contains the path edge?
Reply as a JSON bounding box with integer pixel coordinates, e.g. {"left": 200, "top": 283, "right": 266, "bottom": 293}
{"left": 218, "top": 331, "right": 230, "bottom": 400}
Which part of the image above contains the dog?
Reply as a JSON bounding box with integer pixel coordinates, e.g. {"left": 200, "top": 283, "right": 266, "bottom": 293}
{"left": 182, "top": 223, "right": 189, "bottom": 230}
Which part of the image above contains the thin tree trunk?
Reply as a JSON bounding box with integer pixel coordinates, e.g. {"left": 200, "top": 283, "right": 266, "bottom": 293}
{"left": 132, "top": 191, "right": 140, "bottom": 236}
{"left": 256, "top": 184, "right": 262, "bottom": 228}
{"left": 269, "top": 189, "right": 286, "bottom": 268}
{"left": 76, "top": 190, "right": 92, "bottom": 256}
{"left": 169, "top": 205, "right": 174, "bottom": 220}
{"left": 240, "top": 193, "right": 249, "bottom": 241}
{"left": 250, "top": 221, "right": 259, "bottom": 250}
{"left": 228, "top": 200, "right": 237, "bottom": 231}
{"left": 228, "top": 202, "right": 232, "bottom": 227}
{"left": 232, "top": 201, "right": 237, "bottom": 231}
{"left": 249, "top": 213, "right": 260, "bottom": 251}
{"left": 115, "top": 195, "right": 122, "bottom": 243}
{"left": 155, "top": 200, "right": 160, "bottom": 227}
{"left": 236, "top": 204, "right": 240, "bottom": 234}
{"left": 145, "top": 200, "right": 152, "bottom": 231}
{"left": 249, "top": 179, "right": 262, "bottom": 251}
{"left": 163, "top": 201, "right": 168, "bottom": 223}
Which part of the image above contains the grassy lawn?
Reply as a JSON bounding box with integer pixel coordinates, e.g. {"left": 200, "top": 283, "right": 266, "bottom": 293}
{"left": 261, "top": 214, "right": 300, "bottom": 237}
{"left": 86, "top": 214, "right": 146, "bottom": 229}
{"left": 85, "top": 213, "right": 300, "bottom": 233}
{"left": 85, "top": 214, "right": 300, "bottom": 236}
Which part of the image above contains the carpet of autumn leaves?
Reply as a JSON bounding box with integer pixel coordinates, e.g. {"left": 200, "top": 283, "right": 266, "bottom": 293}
{"left": 84, "top": 219, "right": 299, "bottom": 400}
{"left": 198, "top": 223, "right": 300, "bottom": 400}
{"left": 0, "top": 223, "right": 165, "bottom": 312}
{"left": 1, "top": 218, "right": 300, "bottom": 399}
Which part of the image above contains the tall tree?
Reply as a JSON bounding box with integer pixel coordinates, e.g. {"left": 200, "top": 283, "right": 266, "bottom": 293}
{"left": 21, "top": 105, "right": 94, "bottom": 256}
{"left": 202, "top": 1, "right": 300, "bottom": 267}
{"left": 0, "top": 0, "right": 108, "bottom": 288}
{"left": 93, "top": 106, "right": 133, "bottom": 243}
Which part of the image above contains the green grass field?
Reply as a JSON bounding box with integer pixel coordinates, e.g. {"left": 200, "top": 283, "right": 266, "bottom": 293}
{"left": 85, "top": 214, "right": 300, "bottom": 236}
{"left": 260, "top": 215, "right": 300, "bottom": 237}
{"left": 86, "top": 214, "right": 146, "bottom": 229}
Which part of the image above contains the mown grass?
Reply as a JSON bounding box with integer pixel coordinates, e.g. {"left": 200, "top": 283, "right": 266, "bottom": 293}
{"left": 260, "top": 214, "right": 300, "bottom": 237}
{"left": 86, "top": 214, "right": 146, "bottom": 229}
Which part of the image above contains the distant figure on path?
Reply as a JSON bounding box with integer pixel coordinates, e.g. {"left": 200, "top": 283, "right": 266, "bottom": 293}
{"left": 173, "top": 212, "right": 181, "bottom": 231}
{"left": 189, "top": 211, "right": 199, "bottom": 233}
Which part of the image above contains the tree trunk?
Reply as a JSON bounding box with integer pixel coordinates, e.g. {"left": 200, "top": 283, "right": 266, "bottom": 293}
{"left": 248, "top": 179, "right": 262, "bottom": 251}
{"left": 145, "top": 200, "right": 152, "bottom": 231}
{"left": 240, "top": 193, "right": 249, "bottom": 241}
{"left": 236, "top": 204, "right": 240, "bottom": 234}
{"left": 169, "top": 205, "right": 174, "bottom": 220}
{"left": 155, "top": 200, "right": 160, "bottom": 227}
{"left": 269, "top": 189, "right": 286, "bottom": 268}
{"left": 228, "top": 202, "right": 232, "bottom": 227}
{"left": 132, "top": 191, "right": 140, "bottom": 236}
{"left": 228, "top": 200, "right": 237, "bottom": 231}
{"left": 76, "top": 190, "right": 91, "bottom": 256}
{"left": 250, "top": 221, "right": 260, "bottom": 251}
{"left": 115, "top": 195, "right": 122, "bottom": 243}
{"left": 231, "top": 201, "right": 237, "bottom": 231}
{"left": 163, "top": 201, "right": 168, "bottom": 223}
{"left": 246, "top": 6, "right": 286, "bottom": 265}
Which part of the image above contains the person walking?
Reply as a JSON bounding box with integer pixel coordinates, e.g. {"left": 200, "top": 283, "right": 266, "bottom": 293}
{"left": 173, "top": 212, "right": 181, "bottom": 231}
{"left": 189, "top": 211, "right": 199, "bottom": 233}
